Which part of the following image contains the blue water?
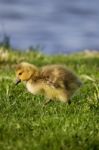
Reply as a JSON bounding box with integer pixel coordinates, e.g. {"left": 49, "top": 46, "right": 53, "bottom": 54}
{"left": 0, "top": 0, "right": 99, "bottom": 54}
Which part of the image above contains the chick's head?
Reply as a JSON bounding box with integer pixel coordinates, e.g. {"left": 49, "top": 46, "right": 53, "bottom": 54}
{"left": 15, "top": 62, "right": 38, "bottom": 85}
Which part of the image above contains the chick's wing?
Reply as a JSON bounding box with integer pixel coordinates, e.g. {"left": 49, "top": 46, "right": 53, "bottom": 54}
{"left": 40, "top": 65, "right": 68, "bottom": 89}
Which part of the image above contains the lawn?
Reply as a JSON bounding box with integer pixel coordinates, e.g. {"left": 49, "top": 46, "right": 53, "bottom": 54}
{"left": 0, "top": 47, "right": 99, "bottom": 150}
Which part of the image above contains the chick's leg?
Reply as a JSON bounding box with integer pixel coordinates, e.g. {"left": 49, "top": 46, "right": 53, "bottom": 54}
{"left": 59, "top": 96, "right": 71, "bottom": 105}
{"left": 58, "top": 90, "right": 71, "bottom": 104}
{"left": 44, "top": 99, "right": 52, "bottom": 105}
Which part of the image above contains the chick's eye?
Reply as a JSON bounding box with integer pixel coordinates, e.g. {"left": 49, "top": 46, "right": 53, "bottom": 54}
{"left": 19, "top": 72, "right": 22, "bottom": 75}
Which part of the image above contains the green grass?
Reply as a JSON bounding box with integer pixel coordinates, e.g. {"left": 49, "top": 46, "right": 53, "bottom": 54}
{"left": 0, "top": 48, "right": 99, "bottom": 150}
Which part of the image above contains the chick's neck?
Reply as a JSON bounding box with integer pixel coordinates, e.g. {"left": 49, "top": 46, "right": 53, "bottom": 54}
{"left": 28, "top": 70, "right": 41, "bottom": 83}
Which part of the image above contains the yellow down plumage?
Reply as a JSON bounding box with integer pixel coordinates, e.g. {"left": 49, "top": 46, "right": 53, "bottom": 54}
{"left": 15, "top": 62, "right": 82, "bottom": 105}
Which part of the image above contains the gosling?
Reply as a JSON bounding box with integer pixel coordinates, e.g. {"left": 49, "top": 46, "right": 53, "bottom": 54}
{"left": 15, "top": 62, "right": 82, "bottom": 105}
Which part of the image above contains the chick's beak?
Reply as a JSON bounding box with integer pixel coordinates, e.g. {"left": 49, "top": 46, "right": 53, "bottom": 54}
{"left": 15, "top": 78, "right": 21, "bottom": 85}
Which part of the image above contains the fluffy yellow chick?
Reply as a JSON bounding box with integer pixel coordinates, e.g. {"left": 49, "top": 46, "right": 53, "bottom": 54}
{"left": 15, "top": 62, "right": 82, "bottom": 105}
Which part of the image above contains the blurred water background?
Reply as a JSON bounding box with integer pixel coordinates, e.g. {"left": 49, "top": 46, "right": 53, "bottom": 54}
{"left": 0, "top": 0, "right": 99, "bottom": 54}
